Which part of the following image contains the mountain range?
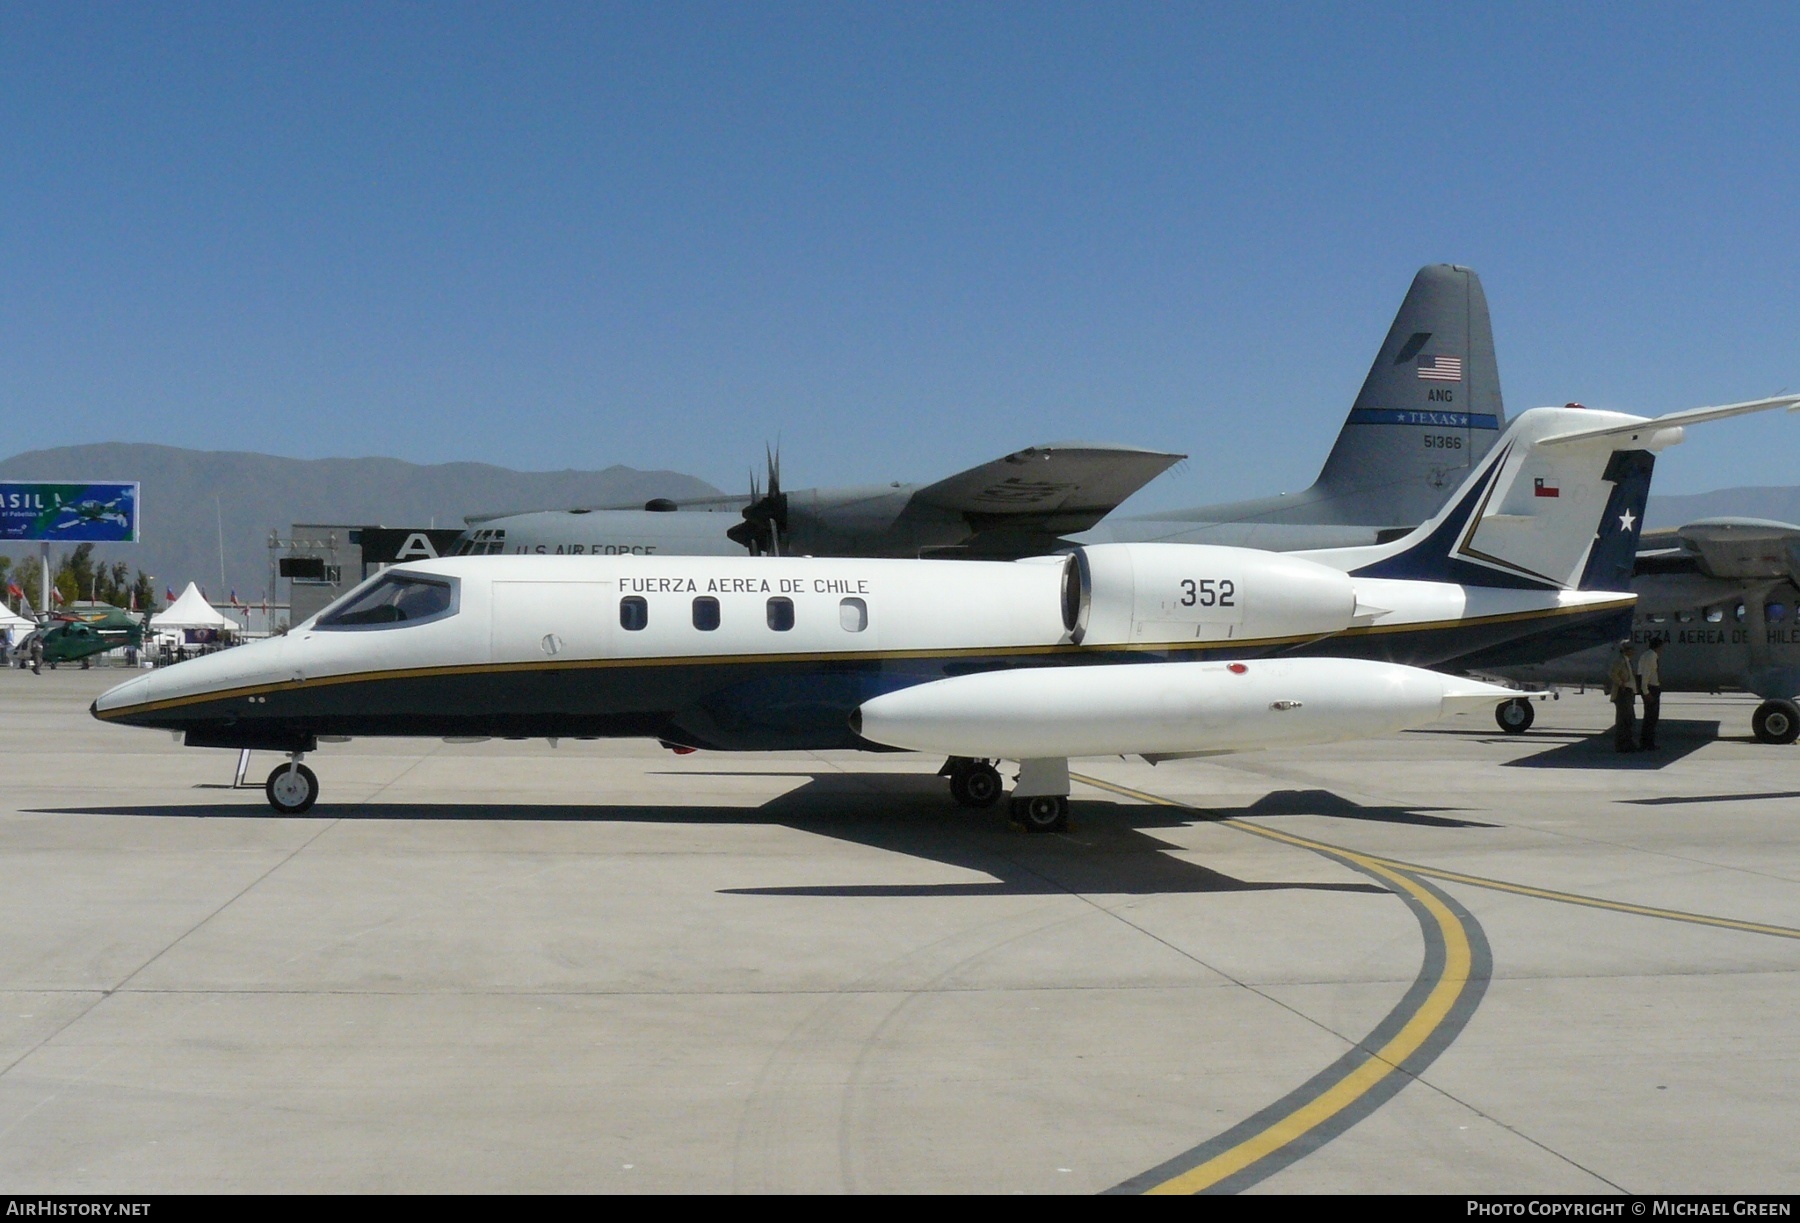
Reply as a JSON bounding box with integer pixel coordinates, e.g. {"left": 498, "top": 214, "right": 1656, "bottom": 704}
{"left": 0, "top": 443, "right": 720, "bottom": 601}
{"left": 1, "top": 442, "right": 1792, "bottom": 604}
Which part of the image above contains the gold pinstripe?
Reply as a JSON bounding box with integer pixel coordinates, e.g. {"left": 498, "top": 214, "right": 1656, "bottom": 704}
{"left": 92, "top": 596, "right": 1632, "bottom": 721}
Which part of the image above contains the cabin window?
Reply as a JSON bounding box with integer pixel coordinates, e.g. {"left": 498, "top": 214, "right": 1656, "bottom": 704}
{"left": 839, "top": 597, "right": 868, "bottom": 632}
{"left": 1676, "top": 610, "right": 1695, "bottom": 624}
{"left": 693, "top": 596, "right": 720, "bottom": 631}
{"left": 1735, "top": 602, "right": 1747, "bottom": 623}
{"left": 316, "top": 573, "right": 457, "bottom": 629}
{"left": 766, "top": 597, "right": 794, "bottom": 631}
{"left": 619, "top": 596, "right": 648, "bottom": 631}
{"left": 1705, "top": 607, "right": 1724, "bottom": 624}
{"left": 1768, "top": 603, "right": 1788, "bottom": 624}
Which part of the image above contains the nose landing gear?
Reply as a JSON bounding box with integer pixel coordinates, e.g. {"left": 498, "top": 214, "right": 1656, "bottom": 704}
{"left": 265, "top": 755, "right": 320, "bottom": 814}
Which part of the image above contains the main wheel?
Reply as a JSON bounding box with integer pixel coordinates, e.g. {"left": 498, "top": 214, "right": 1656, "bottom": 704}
{"left": 266, "top": 763, "right": 320, "bottom": 814}
{"left": 952, "top": 762, "right": 1003, "bottom": 808}
{"left": 1495, "top": 697, "right": 1535, "bottom": 734}
{"left": 1010, "top": 794, "right": 1069, "bottom": 833}
{"left": 1752, "top": 699, "right": 1800, "bottom": 745}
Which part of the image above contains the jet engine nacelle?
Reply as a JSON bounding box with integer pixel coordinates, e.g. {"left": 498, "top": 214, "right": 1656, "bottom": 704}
{"left": 1068, "top": 543, "right": 1359, "bottom": 647}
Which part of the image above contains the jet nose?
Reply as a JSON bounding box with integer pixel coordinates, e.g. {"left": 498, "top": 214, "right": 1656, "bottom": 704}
{"left": 93, "top": 671, "right": 155, "bottom": 717}
{"left": 92, "top": 636, "right": 291, "bottom": 726}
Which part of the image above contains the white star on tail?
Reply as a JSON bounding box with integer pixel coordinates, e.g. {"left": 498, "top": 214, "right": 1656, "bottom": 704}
{"left": 1618, "top": 508, "right": 1636, "bottom": 532}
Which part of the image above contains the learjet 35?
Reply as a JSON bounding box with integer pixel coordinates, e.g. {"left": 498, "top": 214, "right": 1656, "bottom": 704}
{"left": 92, "top": 396, "right": 1797, "bottom": 829}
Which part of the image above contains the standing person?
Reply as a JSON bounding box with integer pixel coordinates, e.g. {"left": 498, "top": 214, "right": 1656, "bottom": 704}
{"left": 28, "top": 632, "right": 43, "bottom": 676}
{"left": 1639, "top": 637, "right": 1664, "bottom": 750}
{"left": 1607, "top": 641, "right": 1638, "bottom": 753}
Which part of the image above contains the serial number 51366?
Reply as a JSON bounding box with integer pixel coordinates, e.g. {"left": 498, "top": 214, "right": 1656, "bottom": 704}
{"left": 1179, "top": 579, "right": 1236, "bottom": 607}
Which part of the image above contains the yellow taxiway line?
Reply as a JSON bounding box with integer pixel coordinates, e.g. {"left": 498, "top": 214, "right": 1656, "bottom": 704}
{"left": 1075, "top": 772, "right": 1488, "bottom": 1195}
{"left": 1073, "top": 770, "right": 1800, "bottom": 1194}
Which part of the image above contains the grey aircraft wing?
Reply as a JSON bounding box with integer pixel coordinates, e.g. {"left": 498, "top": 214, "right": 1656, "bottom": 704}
{"left": 1645, "top": 517, "right": 1800, "bottom": 581}
{"left": 904, "top": 442, "right": 1184, "bottom": 552}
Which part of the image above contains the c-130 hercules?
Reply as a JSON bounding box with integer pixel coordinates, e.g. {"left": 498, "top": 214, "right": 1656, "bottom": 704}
{"left": 453, "top": 265, "right": 1503, "bottom": 563}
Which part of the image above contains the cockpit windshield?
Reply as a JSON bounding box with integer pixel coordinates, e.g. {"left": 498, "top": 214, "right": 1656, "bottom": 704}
{"left": 316, "top": 573, "right": 457, "bottom": 629}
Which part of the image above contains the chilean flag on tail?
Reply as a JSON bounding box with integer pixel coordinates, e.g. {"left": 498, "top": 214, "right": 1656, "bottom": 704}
{"left": 1533, "top": 477, "right": 1560, "bottom": 498}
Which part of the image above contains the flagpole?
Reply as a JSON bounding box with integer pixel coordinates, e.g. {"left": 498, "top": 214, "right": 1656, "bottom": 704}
{"left": 216, "top": 496, "right": 227, "bottom": 595}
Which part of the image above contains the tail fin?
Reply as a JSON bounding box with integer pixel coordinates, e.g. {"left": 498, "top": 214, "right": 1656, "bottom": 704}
{"left": 1309, "top": 264, "right": 1506, "bottom": 526}
{"left": 1313, "top": 405, "right": 1662, "bottom": 590}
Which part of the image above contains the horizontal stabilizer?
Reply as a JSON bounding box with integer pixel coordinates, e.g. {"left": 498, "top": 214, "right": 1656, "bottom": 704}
{"left": 912, "top": 443, "right": 1184, "bottom": 534}
{"left": 1538, "top": 395, "right": 1800, "bottom": 447}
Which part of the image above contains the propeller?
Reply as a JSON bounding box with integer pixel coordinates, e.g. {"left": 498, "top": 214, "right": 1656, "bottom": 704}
{"left": 726, "top": 444, "right": 790, "bottom": 556}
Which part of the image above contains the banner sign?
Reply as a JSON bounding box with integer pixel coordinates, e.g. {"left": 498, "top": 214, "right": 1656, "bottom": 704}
{"left": 0, "top": 482, "right": 140, "bottom": 542}
{"left": 356, "top": 528, "right": 465, "bottom": 565}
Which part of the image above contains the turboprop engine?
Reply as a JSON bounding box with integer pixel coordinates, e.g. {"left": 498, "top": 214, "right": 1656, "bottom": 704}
{"left": 852, "top": 657, "right": 1517, "bottom": 760}
{"left": 1066, "top": 543, "right": 1362, "bottom": 646}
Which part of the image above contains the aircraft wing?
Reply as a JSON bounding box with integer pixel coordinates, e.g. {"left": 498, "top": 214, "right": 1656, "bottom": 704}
{"left": 908, "top": 442, "right": 1185, "bottom": 536}
{"left": 1670, "top": 518, "right": 1800, "bottom": 581}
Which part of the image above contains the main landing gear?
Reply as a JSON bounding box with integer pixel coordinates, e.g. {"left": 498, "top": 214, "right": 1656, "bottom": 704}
{"left": 1009, "top": 794, "right": 1070, "bottom": 833}
{"left": 942, "top": 757, "right": 1004, "bottom": 808}
{"left": 943, "top": 756, "right": 1072, "bottom": 832}
{"left": 1495, "top": 697, "right": 1535, "bottom": 734}
{"left": 1752, "top": 699, "right": 1800, "bottom": 745}
{"left": 265, "top": 754, "right": 320, "bottom": 814}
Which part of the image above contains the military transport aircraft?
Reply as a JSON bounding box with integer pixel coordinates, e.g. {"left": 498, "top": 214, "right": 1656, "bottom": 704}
{"left": 451, "top": 264, "right": 1498, "bottom": 563}
{"left": 452, "top": 442, "right": 1186, "bottom": 560}
{"left": 94, "top": 397, "right": 1793, "bottom": 828}
{"left": 1486, "top": 517, "right": 1800, "bottom": 743}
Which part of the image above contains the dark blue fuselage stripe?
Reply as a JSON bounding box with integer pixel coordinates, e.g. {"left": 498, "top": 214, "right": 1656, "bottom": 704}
{"left": 1344, "top": 410, "right": 1500, "bottom": 429}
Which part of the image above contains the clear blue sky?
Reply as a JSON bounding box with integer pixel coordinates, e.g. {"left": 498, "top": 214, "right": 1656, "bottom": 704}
{"left": 4, "top": 3, "right": 1796, "bottom": 509}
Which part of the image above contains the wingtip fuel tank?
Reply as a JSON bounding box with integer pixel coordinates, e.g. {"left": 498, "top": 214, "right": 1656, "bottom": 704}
{"left": 852, "top": 657, "right": 1518, "bottom": 760}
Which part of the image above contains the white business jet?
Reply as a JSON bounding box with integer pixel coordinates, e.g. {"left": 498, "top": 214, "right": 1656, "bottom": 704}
{"left": 93, "top": 397, "right": 1797, "bottom": 830}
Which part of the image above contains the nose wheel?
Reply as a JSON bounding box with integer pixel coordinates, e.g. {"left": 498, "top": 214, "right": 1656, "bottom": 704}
{"left": 266, "top": 761, "right": 320, "bottom": 814}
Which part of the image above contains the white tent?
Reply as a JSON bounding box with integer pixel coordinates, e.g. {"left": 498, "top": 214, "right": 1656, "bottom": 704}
{"left": 150, "top": 583, "right": 239, "bottom": 632}
{"left": 0, "top": 603, "right": 33, "bottom": 632}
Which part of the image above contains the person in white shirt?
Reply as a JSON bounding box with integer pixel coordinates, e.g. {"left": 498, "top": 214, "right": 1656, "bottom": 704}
{"left": 1638, "top": 638, "right": 1664, "bottom": 750}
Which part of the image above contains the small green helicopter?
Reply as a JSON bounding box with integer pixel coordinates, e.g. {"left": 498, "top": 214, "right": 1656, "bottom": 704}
{"left": 14, "top": 606, "right": 144, "bottom": 667}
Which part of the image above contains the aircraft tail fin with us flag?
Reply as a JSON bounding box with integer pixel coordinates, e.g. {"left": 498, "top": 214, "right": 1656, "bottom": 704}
{"left": 1308, "top": 263, "right": 1508, "bottom": 528}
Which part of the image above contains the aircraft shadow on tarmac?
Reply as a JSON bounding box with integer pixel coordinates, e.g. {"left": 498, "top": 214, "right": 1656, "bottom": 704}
{"left": 29, "top": 773, "right": 1514, "bottom": 900}
{"left": 1496, "top": 720, "right": 1719, "bottom": 770}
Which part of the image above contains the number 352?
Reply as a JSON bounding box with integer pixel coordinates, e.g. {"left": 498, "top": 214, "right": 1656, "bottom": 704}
{"left": 1179, "top": 579, "right": 1235, "bottom": 607}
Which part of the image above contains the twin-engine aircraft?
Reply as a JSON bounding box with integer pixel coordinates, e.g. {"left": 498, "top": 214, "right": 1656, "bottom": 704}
{"left": 95, "top": 398, "right": 1788, "bottom": 828}
{"left": 1490, "top": 516, "right": 1800, "bottom": 743}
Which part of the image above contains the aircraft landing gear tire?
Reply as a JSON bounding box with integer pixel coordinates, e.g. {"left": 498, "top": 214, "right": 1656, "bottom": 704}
{"left": 1011, "top": 794, "right": 1069, "bottom": 834}
{"left": 1752, "top": 699, "right": 1800, "bottom": 745}
{"left": 1496, "top": 698, "right": 1535, "bottom": 734}
{"left": 949, "top": 761, "right": 1004, "bottom": 808}
{"left": 266, "top": 763, "right": 320, "bottom": 814}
